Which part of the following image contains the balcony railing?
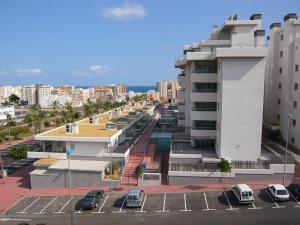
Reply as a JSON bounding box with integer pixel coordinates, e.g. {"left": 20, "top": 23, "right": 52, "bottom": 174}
{"left": 192, "top": 107, "right": 216, "bottom": 112}
{"left": 169, "top": 163, "right": 219, "bottom": 172}
{"left": 192, "top": 126, "right": 216, "bottom": 130}
{"left": 192, "top": 88, "right": 217, "bottom": 93}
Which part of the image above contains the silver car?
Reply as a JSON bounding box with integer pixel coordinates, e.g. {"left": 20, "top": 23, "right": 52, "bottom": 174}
{"left": 126, "top": 189, "right": 145, "bottom": 208}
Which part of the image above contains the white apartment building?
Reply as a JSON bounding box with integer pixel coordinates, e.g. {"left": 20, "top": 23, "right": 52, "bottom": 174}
{"left": 0, "top": 86, "right": 22, "bottom": 103}
{"left": 21, "top": 85, "right": 37, "bottom": 105}
{"left": 36, "top": 85, "right": 51, "bottom": 106}
{"left": 264, "top": 13, "right": 300, "bottom": 148}
{"left": 157, "top": 80, "right": 179, "bottom": 103}
{"left": 175, "top": 14, "right": 267, "bottom": 161}
{"left": 39, "top": 95, "right": 72, "bottom": 108}
{"left": 71, "top": 88, "right": 90, "bottom": 107}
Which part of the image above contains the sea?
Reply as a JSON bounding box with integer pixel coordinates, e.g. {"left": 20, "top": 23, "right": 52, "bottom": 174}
{"left": 76, "top": 85, "right": 156, "bottom": 93}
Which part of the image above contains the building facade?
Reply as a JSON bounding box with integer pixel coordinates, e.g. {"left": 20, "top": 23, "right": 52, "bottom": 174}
{"left": 157, "top": 80, "right": 179, "bottom": 103}
{"left": 175, "top": 14, "right": 267, "bottom": 161}
{"left": 0, "top": 105, "right": 15, "bottom": 120}
{"left": 264, "top": 13, "right": 300, "bottom": 148}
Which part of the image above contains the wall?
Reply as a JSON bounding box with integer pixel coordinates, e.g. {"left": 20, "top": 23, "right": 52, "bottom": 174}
{"left": 218, "top": 57, "right": 265, "bottom": 161}
{"left": 68, "top": 142, "right": 106, "bottom": 157}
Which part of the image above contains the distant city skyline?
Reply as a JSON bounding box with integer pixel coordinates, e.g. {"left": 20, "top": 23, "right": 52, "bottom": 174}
{"left": 0, "top": 0, "right": 299, "bottom": 85}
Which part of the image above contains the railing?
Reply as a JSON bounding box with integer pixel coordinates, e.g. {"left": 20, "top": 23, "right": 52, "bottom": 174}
{"left": 192, "top": 126, "right": 216, "bottom": 130}
{"left": 192, "top": 89, "right": 217, "bottom": 93}
{"left": 192, "top": 107, "right": 216, "bottom": 112}
{"left": 231, "top": 160, "right": 270, "bottom": 169}
{"left": 169, "top": 163, "right": 219, "bottom": 172}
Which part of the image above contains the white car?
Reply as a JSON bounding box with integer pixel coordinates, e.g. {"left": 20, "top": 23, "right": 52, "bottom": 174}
{"left": 268, "top": 184, "right": 290, "bottom": 201}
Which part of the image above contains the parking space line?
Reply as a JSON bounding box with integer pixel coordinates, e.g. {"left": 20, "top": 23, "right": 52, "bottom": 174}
{"left": 112, "top": 196, "right": 127, "bottom": 213}
{"left": 180, "top": 194, "right": 192, "bottom": 212}
{"left": 264, "top": 190, "right": 285, "bottom": 209}
{"left": 202, "top": 193, "right": 216, "bottom": 211}
{"left": 135, "top": 194, "right": 147, "bottom": 213}
{"left": 2, "top": 196, "right": 25, "bottom": 215}
{"left": 16, "top": 197, "right": 41, "bottom": 214}
{"left": 156, "top": 193, "right": 169, "bottom": 213}
{"left": 287, "top": 191, "right": 300, "bottom": 207}
{"left": 53, "top": 196, "right": 73, "bottom": 214}
{"left": 224, "top": 192, "right": 239, "bottom": 211}
{"left": 33, "top": 197, "right": 57, "bottom": 214}
{"left": 92, "top": 194, "right": 110, "bottom": 214}
{"left": 248, "top": 202, "right": 262, "bottom": 210}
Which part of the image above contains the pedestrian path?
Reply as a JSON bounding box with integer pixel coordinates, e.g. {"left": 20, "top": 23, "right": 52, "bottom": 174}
{"left": 121, "top": 119, "right": 157, "bottom": 185}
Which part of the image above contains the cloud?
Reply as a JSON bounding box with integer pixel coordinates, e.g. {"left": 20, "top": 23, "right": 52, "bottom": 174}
{"left": 14, "top": 68, "right": 42, "bottom": 76}
{"left": 101, "top": 3, "right": 146, "bottom": 21}
{"left": 89, "top": 65, "right": 109, "bottom": 74}
{"left": 0, "top": 70, "right": 7, "bottom": 75}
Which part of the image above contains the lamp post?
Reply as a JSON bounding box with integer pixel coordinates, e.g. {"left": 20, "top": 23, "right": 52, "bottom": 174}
{"left": 66, "top": 148, "right": 74, "bottom": 225}
{"left": 283, "top": 113, "right": 292, "bottom": 186}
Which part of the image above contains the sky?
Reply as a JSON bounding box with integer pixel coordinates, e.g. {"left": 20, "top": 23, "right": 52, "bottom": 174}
{"left": 0, "top": 0, "right": 299, "bottom": 86}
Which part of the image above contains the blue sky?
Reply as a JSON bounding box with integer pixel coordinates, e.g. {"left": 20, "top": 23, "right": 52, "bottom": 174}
{"left": 0, "top": 0, "right": 299, "bottom": 86}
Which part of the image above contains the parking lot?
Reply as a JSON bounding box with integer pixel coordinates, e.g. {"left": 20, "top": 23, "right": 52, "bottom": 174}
{"left": 5, "top": 188, "right": 300, "bottom": 216}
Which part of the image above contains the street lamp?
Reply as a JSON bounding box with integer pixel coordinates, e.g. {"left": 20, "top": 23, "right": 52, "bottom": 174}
{"left": 283, "top": 112, "right": 292, "bottom": 186}
{"left": 66, "top": 148, "right": 74, "bottom": 225}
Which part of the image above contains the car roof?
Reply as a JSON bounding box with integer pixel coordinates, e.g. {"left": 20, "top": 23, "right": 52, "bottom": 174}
{"left": 270, "top": 184, "right": 286, "bottom": 190}
{"left": 86, "top": 190, "right": 104, "bottom": 195}
{"left": 235, "top": 184, "right": 252, "bottom": 191}
{"left": 128, "top": 189, "right": 142, "bottom": 195}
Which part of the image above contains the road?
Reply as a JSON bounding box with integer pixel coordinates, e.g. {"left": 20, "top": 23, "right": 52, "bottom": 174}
{"left": 1, "top": 207, "right": 300, "bottom": 225}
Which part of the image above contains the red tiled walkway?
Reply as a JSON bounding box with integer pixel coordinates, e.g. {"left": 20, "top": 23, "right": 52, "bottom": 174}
{"left": 121, "top": 118, "right": 158, "bottom": 185}
{"left": 0, "top": 136, "right": 33, "bottom": 151}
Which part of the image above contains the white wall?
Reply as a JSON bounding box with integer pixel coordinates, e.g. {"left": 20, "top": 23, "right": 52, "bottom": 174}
{"left": 218, "top": 58, "right": 265, "bottom": 161}
{"left": 67, "top": 142, "right": 106, "bottom": 157}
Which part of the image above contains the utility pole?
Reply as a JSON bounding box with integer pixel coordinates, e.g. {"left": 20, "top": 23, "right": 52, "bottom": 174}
{"left": 283, "top": 113, "right": 292, "bottom": 186}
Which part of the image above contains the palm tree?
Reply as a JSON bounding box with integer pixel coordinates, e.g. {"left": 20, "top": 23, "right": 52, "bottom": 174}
{"left": 4, "top": 112, "right": 13, "bottom": 145}
{"left": 83, "top": 103, "right": 92, "bottom": 117}
{"left": 50, "top": 100, "right": 59, "bottom": 126}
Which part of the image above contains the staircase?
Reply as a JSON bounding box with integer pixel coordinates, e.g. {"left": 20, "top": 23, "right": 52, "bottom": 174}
{"left": 121, "top": 119, "right": 157, "bottom": 185}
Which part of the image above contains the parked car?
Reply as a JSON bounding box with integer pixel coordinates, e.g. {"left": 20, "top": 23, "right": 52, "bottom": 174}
{"left": 231, "top": 184, "right": 254, "bottom": 204}
{"left": 288, "top": 183, "right": 300, "bottom": 199}
{"left": 75, "top": 190, "right": 104, "bottom": 210}
{"left": 268, "top": 184, "right": 290, "bottom": 201}
{"left": 126, "top": 188, "right": 145, "bottom": 208}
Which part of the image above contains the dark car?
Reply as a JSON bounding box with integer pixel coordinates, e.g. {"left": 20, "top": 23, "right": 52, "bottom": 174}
{"left": 289, "top": 183, "right": 300, "bottom": 199}
{"left": 75, "top": 190, "right": 104, "bottom": 210}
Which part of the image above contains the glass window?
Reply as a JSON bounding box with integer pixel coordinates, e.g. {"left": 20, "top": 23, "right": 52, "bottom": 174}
{"left": 280, "top": 34, "right": 284, "bottom": 41}
{"left": 128, "top": 195, "right": 139, "bottom": 200}
{"left": 295, "top": 83, "right": 299, "bottom": 90}
{"left": 194, "top": 61, "right": 217, "bottom": 73}
{"left": 277, "top": 190, "right": 288, "bottom": 195}
{"left": 278, "top": 99, "right": 281, "bottom": 105}
{"left": 296, "top": 65, "right": 299, "bottom": 72}
{"left": 192, "top": 83, "right": 217, "bottom": 93}
{"left": 193, "top": 120, "right": 216, "bottom": 130}
{"left": 192, "top": 102, "right": 217, "bottom": 111}
{"left": 279, "top": 67, "right": 282, "bottom": 74}
{"left": 280, "top": 51, "right": 283, "bottom": 57}
{"left": 294, "top": 101, "right": 297, "bottom": 109}
{"left": 278, "top": 83, "right": 282, "bottom": 90}
{"left": 293, "top": 119, "right": 296, "bottom": 126}
{"left": 291, "top": 137, "right": 295, "bottom": 144}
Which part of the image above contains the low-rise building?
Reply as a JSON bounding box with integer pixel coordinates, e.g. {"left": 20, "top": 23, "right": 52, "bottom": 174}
{"left": 39, "top": 95, "right": 72, "bottom": 108}
{"left": 0, "top": 105, "right": 15, "bottom": 120}
{"left": 28, "top": 101, "right": 157, "bottom": 188}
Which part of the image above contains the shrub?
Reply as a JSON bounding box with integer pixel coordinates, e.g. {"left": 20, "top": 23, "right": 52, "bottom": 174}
{"left": 218, "top": 158, "right": 231, "bottom": 172}
{"left": 9, "top": 145, "right": 28, "bottom": 160}
{"left": 135, "top": 164, "right": 143, "bottom": 177}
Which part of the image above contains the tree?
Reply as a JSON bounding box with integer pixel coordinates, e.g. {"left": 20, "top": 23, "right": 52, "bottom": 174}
{"left": 5, "top": 112, "right": 14, "bottom": 145}
{"left": 135, "top": 164, "right": 143, "bottom": 177}
{"left": 50, "top": 100, "right": 59, "bottom": 126}
{"left": 8, "top": 94, "right": 20, "bottom": 104}
{"left": 9, "top": 145, "right": 27, "bottom": 160}
{"left": 83, "top": 103, "right": 93, "bottom": 117}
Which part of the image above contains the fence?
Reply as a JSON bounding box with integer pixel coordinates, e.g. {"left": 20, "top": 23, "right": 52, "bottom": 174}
{"left": 169, "top": 163, "right": 219, "bottom": 172}
{"left": 231, "top": 160, "right": 270, "bottom": 169}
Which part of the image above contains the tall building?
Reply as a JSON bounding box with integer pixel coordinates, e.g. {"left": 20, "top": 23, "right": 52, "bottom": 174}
{"left": 94, "top": 86, "right": 113, "bottom": 101}
{"left": 0, "top": 86, "right": 22, "bottom": 103}
{"left": 71, "top": 88, "right": 90, "bottom": 107}
{"left": 175, "top": 14, "right": 267, "bottom": 161}
{"left": 36, "top": 84, "right": 51, "bottom": 106}
{"left": 157, "top": 80, "right": 179, "bottom": 103}
{"left": 264, "top": 13, "right": 300, "bottom": 148}
{"left": 21, "top": 85, "right": 37, "bottom": 105}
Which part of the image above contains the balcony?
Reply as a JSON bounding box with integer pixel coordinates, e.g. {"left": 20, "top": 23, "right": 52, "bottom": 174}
{"left": 191, "top": 93, "right": 217, "bottom": 102}
{"left": 191, "top": 73, "right": 217, "bottom": 83}
{"left": 175, "top": 58, "right": 186, "bottom": 68}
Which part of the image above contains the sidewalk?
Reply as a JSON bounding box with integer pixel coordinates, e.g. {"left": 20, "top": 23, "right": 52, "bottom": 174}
{"left": 0, "top": 163, "right": 294, "bottom": 214}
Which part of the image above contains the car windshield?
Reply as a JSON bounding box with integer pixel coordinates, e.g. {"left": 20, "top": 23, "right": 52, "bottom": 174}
{"left": 277, "top": 190, "right": 288, "bottom": 195}
{"left": 128, "top": 194, "right": 139, "bottom": 200}
{"left": 84, "top": 196, "right": 94, "bottom": 201}
{"left": 242, "top": 191, "right": 252, "bottom": 198}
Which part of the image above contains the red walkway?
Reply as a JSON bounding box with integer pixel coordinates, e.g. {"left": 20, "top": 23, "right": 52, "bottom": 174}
{"left": 121, "top": 119, "right": 158, "bottom": 185}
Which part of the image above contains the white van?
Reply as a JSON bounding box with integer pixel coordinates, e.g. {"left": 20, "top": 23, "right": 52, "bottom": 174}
{"left": 231, "top": 184, "right": 254, "bottom": 204}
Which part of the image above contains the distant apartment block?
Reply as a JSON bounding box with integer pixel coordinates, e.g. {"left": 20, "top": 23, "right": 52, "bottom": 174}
{"left": 51, "top": 85, "right": 74, "bottom": 96}
{"left": 94, "top": 86, "right": 113, "bottom": 101}
{"left": 21, "top": 85, "right": 37, "bottom": 105}
{"left": 146, "top": 90, "right": 160, "bottom": 102}
{"left": 0, "top": 85, "right": 22, "bottom": 103}
{"left": 39, "top": 95, "right": 72, "bottom": 108}
{"left": 264, "top": 13, "right": 300, "bottom": 148}
{"left": 175, "top": 14, "right": 267, "bottom": 161}
{"left": 71, "top": 88, "right": 90, "bottom": 107}
{"left": 157, "top": 80, "right": 179, "bottom": 103}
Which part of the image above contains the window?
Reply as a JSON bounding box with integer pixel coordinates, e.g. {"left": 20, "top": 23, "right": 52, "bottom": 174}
{"left": 194, "top": 139, "right": 215, "bottom": 149}
{"left": 294, "top": 101, "right": 297, "bottom": 109}
{"left": 278, "top": 83, "right": 282, "bottom": 90}
{"left": 192, "top": 83, "right": 217, "bottom": 93}
{"left": 210, "top": 46, "right": 214, "bottom": 52}
{"left": 280, "top": 34, "right": 284, "bottom": 41}
{"left": 193, "top": 120, "right": 216, "bottom": 130}
{"left": 277, "top": 114, "right": 280, "bottom": 120}
{"left": 292, "top": 119, "right": 296, "bottom": 126}
{"left": 194, "top": 61, "right": 217, "bottom": 73}
{"left": 291, "top": 137, "right": 295, "bottom": 144}
{"left": 192, "top": 102, "right": 217, "bottom": 111}
{"left": 296, "top": 65, "right": 299, "bottom": 72}
{"left": 279, "top": 67, "right": 282, "bottom": 74}
{"left": 278, "top": 99, "right": 281, "bottom": 105}
{"left": 295, "top": 83, "right": 299, "bottom": 90}
{"left": 280, "top": 51, "right": 283, "bottom": 58}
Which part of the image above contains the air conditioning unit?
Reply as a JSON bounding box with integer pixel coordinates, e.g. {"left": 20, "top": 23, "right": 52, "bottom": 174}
{"left": 89, "top": 116, "right": 98, "bottom": 125}
{"left": 65, "top": 123, "right": 79, "bottom": 134}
